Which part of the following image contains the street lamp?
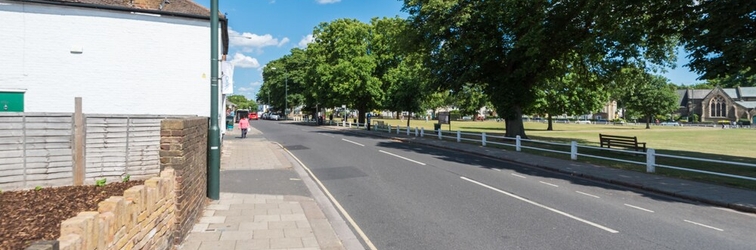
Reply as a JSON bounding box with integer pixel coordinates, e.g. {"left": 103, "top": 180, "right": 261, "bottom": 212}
{"left": 270, "top": 67, "right": 287, "bottom": 120}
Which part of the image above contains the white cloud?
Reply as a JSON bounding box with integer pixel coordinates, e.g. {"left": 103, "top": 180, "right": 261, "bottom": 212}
{"left": 278, "top": 37, "right": 290, "bottom": 47}
{"left": 298, "top": 34, "right": 314, "bottom": 48}
{"left": 230, "top": 52, "right": 260, "bottom": 68}
{"left": 316, "top": 0, "right": 341, "bottom": 4}
{"left": 229, "top": 29, "right": 286, "bottom": 51}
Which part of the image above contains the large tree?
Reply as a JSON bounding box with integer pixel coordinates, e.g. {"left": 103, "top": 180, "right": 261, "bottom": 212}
{"left": 682, "top": 0, "right": 756, "bottom": 80}
{"left": 622, "top": 75, "right": 680, "bottom": 129}
{"left": 305, "top": 19, "right": 385, "bottom": 124}
{"left": 403, "top": 0, "right": 682, "bottom": 138}
{"left": 530, "top": 73, "right": 609, "bottom": 131}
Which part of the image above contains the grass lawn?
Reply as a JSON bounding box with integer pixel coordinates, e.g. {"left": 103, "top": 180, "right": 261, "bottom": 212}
{"left": 372, "top": 118, "right": 756, "bottom": 190}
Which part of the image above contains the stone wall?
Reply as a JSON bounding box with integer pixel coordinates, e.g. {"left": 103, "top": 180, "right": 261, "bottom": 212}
{"left": 159, "top": 118, "right": 208, "bottom": 245}
{"left": 53, "top": 169, "right": 176, "bottom": 250}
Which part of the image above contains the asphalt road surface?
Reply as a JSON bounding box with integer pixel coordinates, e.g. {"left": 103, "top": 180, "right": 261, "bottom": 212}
{"left": 250, "top": 121, "right": 756, "bottom": 250}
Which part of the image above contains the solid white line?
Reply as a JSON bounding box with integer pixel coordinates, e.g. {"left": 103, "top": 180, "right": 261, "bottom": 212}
{"left": 281, "top": 145, "right": 379, "bottom": 250}
{"left": 341, "top": 138, "right": 365, "bottom": 147}
{"left": 684, "top": 220, "right": 724, "bottom": 232}
{"left": 379, "top": 150, "right": 426, "bottom": 165}
{"left": 511, "top": 173, "right": 526, "bottom": 178}
{"left": 576, "top": 191, "right": 600, "bottom": 199}
{"left": 461, "top": 176, "right": 619, "bottom": 233}
{"left": 624, "top": 204, "right": 655, "bottom": 213}
{"left": 539, "top": 181, "right": 559, "bottom": 187}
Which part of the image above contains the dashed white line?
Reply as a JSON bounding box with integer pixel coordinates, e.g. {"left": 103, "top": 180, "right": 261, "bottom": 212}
{"left": 379, "top": 150, "right": 426, "bottom": 165}
{"left": 624, "top": 204, "right": 655, "bottom": 213}
{"left": 684, "top": 220, "right": 724, "bottom": 232}
{"left": 341, "top": 138, "right": 365, "bottom": 147}
{"left": 511, "top": 173, "right": 527, "bottom": 178}
{"left": 576, "top": 191, "right": 600, "bottom": 199}
{"left": 539, "top": 181, "right": 559, "bottom": 187}
{"left": 461, "top": 176, "right": 619, "bottom": 233}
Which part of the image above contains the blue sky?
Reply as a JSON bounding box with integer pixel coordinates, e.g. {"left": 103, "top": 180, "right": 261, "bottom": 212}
{"left": 194, "top": 0, "right": 702, "bottom": 100}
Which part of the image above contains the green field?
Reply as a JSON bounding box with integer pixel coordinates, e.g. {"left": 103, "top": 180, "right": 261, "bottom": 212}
{"left": 372, "top": 118, "right": 756, "bottom": 190}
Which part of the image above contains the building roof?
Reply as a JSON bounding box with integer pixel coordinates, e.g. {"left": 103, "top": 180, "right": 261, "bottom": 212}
{"left": 18, "top": 0, "right": 215, "bottom": 18}
{"left": 675, "top": 89, "right": 687, "bottom": 106}
{"left": 735, "top": 101, "right": 756, "bottom": 109}
{"left": 722, "top": 88, "right": 738, "bottom": 99}
{"left": 739, "top": 87, "right": 756, "bottom": 97}
{"left": 689, "top": 89, "right": 710, "bottom": 99}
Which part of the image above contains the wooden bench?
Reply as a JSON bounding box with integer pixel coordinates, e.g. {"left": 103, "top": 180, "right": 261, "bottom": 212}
{"left": 599, "top": 134, "right": 646, "bottom": 152}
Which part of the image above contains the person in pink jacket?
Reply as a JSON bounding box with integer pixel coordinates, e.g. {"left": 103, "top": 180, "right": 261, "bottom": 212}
{"left": 239, "top": 117, "right": 250, "bottom": 138}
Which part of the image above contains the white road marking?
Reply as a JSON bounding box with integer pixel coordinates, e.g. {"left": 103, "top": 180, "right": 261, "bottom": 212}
{"left": 341, "top": 138, "right": 365, "bottom": 147}
{"left": 280, "top": 144, "right": 378, "bottom": 250}
{"left": 576, "top": 191, "right": 600, "bottom": 199}
{"left": 684, "top": 220, "right": 724, "bottom": 232}
{"left": 511, "top": 173, "right": 526, "bottom": 178}
{"left": 493, "top": 169, "right": 502, "bottom": 172}
{"left": 624, "top": 204, "right": 655, "bottom": 213}
{"left": 461, "top": 176, "right": 619, "bottom": 233}
{"left": 379, "top": 150, "right": 426, "bottom": 165}
{"left": 539, "top": 181, "right": 559, "bottom": 187}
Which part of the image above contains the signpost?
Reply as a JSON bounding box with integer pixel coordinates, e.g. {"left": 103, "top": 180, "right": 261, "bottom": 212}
{"left": 437, "top": 111, "right": 451, "bottom": 131}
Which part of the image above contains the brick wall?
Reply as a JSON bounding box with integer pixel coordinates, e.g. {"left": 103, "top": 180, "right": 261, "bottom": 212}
{"left": 159, "top": 118, "right": 208, "bottom": 245}
{"left": 49, "top": 169, "right": 177, "bottom": 250}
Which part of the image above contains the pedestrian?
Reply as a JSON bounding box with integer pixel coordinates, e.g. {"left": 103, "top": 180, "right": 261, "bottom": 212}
{"left": 239, "top": 117, "right": 249, "bottom": 138}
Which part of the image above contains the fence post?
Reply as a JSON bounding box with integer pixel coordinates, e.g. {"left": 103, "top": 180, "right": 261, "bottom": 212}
{"left": 388, "top": 125, "right": 391, "bottom": 134}
{"left": 415, "top": 127, "right": 418, "bottom": 137}
{"left": 570, "top": 141, "right": 577, "bottom": 160}
{"left": 73, "top": 97, "right": 85, "bottom": 186}
{"left": 438, "top": 129, "right": 442, "bottom": 140}
{"left": 406, "top": 126, "right": 410, "bottom": 136}
{"left": 397, "top": 125, "right": 400, "bottom": 134}
{"left": 420, "top": 127, "right": 424, "bottom": 137}
{"left": 646, "top": 149, "right": 656, "bottom": 173}
{"left": 482, "top": 132, "right": 486, "bottom": 146}
{"left": 516, "top": 135, "right": 521, "bottom": 151}
{"left": 457, "top": 130, "right": 461, "bottom": 142}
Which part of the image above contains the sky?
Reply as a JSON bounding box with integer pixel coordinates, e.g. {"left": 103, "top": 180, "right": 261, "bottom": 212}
{"left": 193, "top": 0, "right": 703, "bottom": 101}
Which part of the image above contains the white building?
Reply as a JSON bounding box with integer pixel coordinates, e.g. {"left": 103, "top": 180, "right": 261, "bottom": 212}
{"left": 0, "top": 0, "right": 229, "bottom": 116}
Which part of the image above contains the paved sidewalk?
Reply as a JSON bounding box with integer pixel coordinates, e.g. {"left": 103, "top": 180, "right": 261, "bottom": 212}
{"left": 325, "top": 123, "right": 756, "bottom": 214}
{"left": 178, "top": 127, "right": 363, "bottom": 250}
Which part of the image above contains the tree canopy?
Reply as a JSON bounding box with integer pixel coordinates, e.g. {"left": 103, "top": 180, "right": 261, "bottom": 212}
{"left": 403, "top": 0, "right": 682, "bottom": 138}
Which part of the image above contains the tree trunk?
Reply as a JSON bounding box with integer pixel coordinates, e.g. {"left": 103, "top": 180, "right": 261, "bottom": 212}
{"left": 646, "top": 116, "right": 651, "bottom": 129}
{"left": 504, "top": 106, "right": 528, "bottom": 139}
{"left": 406, "top": 112, "right": 411, "bottom": 127}
{"left": 547, "top": 113, "right": 553, "bottom": 131}
{"left": 357, "top": 105, "right": 366, "bottom": 125}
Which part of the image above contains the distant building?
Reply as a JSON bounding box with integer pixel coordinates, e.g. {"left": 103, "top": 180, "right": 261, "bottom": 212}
{"left": 676, "top": 87, "right": 756, "bottom": 123}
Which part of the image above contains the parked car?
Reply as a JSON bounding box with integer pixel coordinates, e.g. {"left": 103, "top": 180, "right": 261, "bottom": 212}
{"left": 575, "top": 120, "right": 592, "bottom": 124}
{"left": 269, "top": 114, "right": 280, "bottom": 120}
{"left": 248, "top": 112, "right": 259, "bottom": 120}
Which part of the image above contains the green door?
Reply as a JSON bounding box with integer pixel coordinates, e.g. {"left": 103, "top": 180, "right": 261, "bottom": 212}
{"left": 0, "top": 91, "right": 25, "bottom": 112}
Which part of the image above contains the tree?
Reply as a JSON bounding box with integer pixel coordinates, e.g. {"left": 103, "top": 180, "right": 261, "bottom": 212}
{"left": 622, "top": 75, "right": 680, "bottom": 129}
{"left": 682, "top": 0, "right": 756, "bottom": 80}
{"left": 704, "top": 69, "right": 756, "bottom": 88}
{"left": 403, "top": 0, "right": 681, "bottom": 138}
{"left": 530, "top": 73, "right": 609, "bottom": 131}
{"left": 383, "top": 55, "right": 428, "bottom": 127}
{"left": 421, "top": 90, "right": 453, "bottom": 120}
{"left": 227, "top": 95, "right": 257, "bottom": 112}
{"left": 305, "top": 19, "right": 383, "bottom": 124}
{"left": 451, "top": 84, "right": 488, "bottom": 119}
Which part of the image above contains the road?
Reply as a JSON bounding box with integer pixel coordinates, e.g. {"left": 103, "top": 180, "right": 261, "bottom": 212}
{"left": 250, "top": 120, "right": 756, "bottom": 250}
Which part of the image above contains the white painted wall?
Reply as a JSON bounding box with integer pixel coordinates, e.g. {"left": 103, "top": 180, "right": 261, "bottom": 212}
{"left": 0, "top": 1, "right": 216, "bottom": 116}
